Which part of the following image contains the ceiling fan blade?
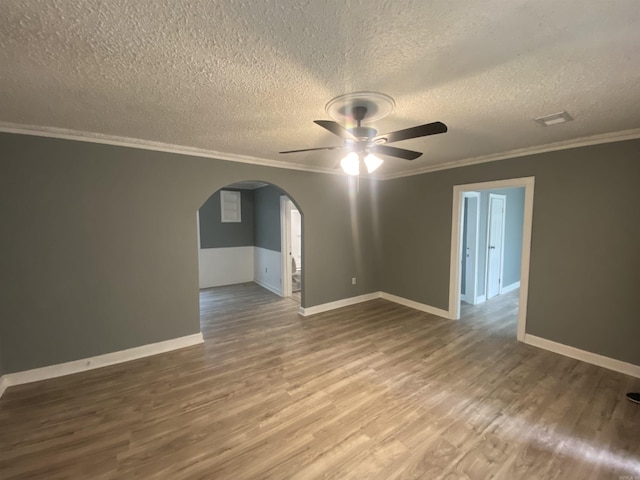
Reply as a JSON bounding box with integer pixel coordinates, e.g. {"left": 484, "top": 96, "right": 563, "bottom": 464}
{"left": 279, "top": 146, "right": 343, "bottom": 154}
{"left": 314, "top": 120, "right": 357, "bottom": 140}
{"left": 374, "top": 145, "right": 423, "bottom": 160}
{"left": 375, "top": 121, "right": 447, "bottom": 144}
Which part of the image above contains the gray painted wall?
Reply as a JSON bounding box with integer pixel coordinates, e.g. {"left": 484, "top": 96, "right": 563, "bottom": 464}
{"left": 199, "top": 189, "right": 255, "bottom": 248}
{"left": 382, "top": 138, "right": 640, "bottom": 365}
{"left": 475, "top": 187, "right": 525, "bottom": 295}
{"left": 0, "top": 133, "right": 380, "bottom": 374}
{"left": 254, "top": 185, "right": 283, "bottom": 252}
{"left": 2, "top": 131, "right": 637, "bottom": 374}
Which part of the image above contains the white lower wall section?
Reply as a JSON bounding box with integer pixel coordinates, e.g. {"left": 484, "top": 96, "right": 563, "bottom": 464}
{"left": 0, "top": 333, "right": 204, "bottom": 399}
{"left": 199, "top": 246, "right": 254, "bottom": 289}
{"left": 254, "top": 247, "right": 283, "bottom": 296}
{"left": 198, "top": 245, "right": 283, "bottom": 295}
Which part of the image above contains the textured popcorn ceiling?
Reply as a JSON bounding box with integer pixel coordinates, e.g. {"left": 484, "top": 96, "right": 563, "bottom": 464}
{"left": 1, "top": 0, "right": 640, "bottom": 177}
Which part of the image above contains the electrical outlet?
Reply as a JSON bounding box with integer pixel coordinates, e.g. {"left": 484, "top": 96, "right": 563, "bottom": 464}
{"left": 265, "top": 267, "right": 268, "bottom": 273}
{"left": 352, "top": 277, "right": 357, "bottom": 285}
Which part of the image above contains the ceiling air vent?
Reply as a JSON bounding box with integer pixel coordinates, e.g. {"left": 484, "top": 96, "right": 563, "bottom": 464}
{"left": 535, "top": 111, "right": 573, "bottom": 126}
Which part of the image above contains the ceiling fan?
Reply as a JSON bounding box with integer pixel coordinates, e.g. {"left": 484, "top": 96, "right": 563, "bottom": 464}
{"left": 280, "top": 105, "right": 447, "bottom": 175}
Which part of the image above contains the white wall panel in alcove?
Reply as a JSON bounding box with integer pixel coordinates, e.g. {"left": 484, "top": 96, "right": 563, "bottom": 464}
{"left": 199, "top": 247, "right": 254, "bottom": 288}
{"left": 254, "top": 247, "right": 282, "bottom": 296}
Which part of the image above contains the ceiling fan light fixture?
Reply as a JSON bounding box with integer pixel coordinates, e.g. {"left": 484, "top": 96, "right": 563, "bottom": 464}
{"left": 340, "top": 152, "right": 360, "bottom": 176}
{"left": 364, "top": 153, "right": 383, "bottom": 173}
{"left": 280, "top": 95, "right": 447, "bottom": 172}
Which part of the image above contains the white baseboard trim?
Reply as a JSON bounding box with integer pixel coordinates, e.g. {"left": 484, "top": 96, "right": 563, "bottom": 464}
{"left": 299, "top": 291, "right": 453, "bottom": 319}
{"left": 0, "top": 376, "right": 8, "bottom": 399}
{"left": 475, "top": 294, "right": 486, "bottom": 305}
{"left": 380, "top": 292, "right": 451, "bottom": 319}
{"left": 500, "top": 281, "right": 520, "bottom": 294}
{"left": 254, "top": 279, "right": 283, "bottom": 297}
{"left": 524, "top": 334, "right": 640, "bottom": 379}
{"left": 300, "top": 292, "right": 382, "bottom": 316}
{"left": 0, "top": 333, "right": 204, "bottom": 399}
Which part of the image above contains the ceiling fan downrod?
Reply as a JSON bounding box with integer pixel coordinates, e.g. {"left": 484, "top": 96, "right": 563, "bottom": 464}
{"left": 351, "top": 106, "right": 367, "bottom": 128}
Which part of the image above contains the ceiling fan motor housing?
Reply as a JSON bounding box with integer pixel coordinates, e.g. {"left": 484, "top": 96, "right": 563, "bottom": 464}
{"left": 348, "top": 126, "right": 378, "bottom": 140}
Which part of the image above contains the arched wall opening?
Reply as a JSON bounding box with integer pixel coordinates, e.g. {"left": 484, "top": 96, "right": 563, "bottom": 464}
{"left": 196, "top": 180, "right": 305, "bottom": 306}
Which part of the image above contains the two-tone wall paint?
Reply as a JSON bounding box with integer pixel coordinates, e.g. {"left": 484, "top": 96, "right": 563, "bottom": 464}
{"left": 199, "top": 189, "right": 255, "bottom": 249}
{"left": 198, "top": 188, "right": 256, "bottom": 288}
{"left": 252, "top": 185, "right": 287, "bottom": 294}
{"left": 197, "top": 185, "right": 287, "bottom": 290}
{"left": 1, "top": 132, "right": 638, "bottom": 378}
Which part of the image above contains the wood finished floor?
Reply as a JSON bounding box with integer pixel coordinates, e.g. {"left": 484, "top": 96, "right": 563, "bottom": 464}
{"left": 1, "top": 283, "right": 639, "bottom": 479}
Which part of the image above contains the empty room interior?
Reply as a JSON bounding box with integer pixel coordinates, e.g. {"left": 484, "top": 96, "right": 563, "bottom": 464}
{"left": 1, "top": 2, "right": 639, "bottom": 479}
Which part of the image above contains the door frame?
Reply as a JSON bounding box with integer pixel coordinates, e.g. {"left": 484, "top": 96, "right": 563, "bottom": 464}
{"left": 485, "top": 193, "right": 507, "bottom": 300}
{"left": 448, "top": 177, "right": 535, "bottom": 341}
{"left": 280, "top": 196, "right": 292, "bottom": 297}
{"left": 460, "top": 192, "right": 481, "bottom": 304}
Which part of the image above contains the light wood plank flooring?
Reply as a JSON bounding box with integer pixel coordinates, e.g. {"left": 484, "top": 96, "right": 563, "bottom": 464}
{"left": 1, "top": 283, "right": 639, "bottom": 479}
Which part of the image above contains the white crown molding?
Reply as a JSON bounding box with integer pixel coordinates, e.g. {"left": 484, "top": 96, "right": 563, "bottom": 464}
{"left": 0, "top": 333, "right": 204, "bottom": 399}
{"left": 524, "top": 334, "right": 640, "bottom": 379}
{"left": 379, "top": 127, "right": 640, "bottom": 180}
{"left": 0, "top": 122, "right": 341, "bottom": 176}
{"left": 2, "top": 122, "right": 640, "bottom": 181}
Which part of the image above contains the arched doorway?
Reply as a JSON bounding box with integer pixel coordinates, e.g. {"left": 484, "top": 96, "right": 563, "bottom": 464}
{"left": 196, "top": 181, "right": 304, "bottom": 304}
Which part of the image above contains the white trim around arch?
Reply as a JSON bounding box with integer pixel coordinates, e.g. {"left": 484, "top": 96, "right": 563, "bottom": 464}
{"left": 448, "top": 177, "right": 535, "bottom": 342}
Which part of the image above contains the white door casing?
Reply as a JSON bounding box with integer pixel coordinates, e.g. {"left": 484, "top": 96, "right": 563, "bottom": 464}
{"left": 448, "top": 176, "right": 535, "bottom": 342}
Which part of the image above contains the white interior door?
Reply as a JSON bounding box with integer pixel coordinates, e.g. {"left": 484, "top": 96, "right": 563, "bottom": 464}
{"left": 486, "top": 194, "right": 506, "bottom": 300}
